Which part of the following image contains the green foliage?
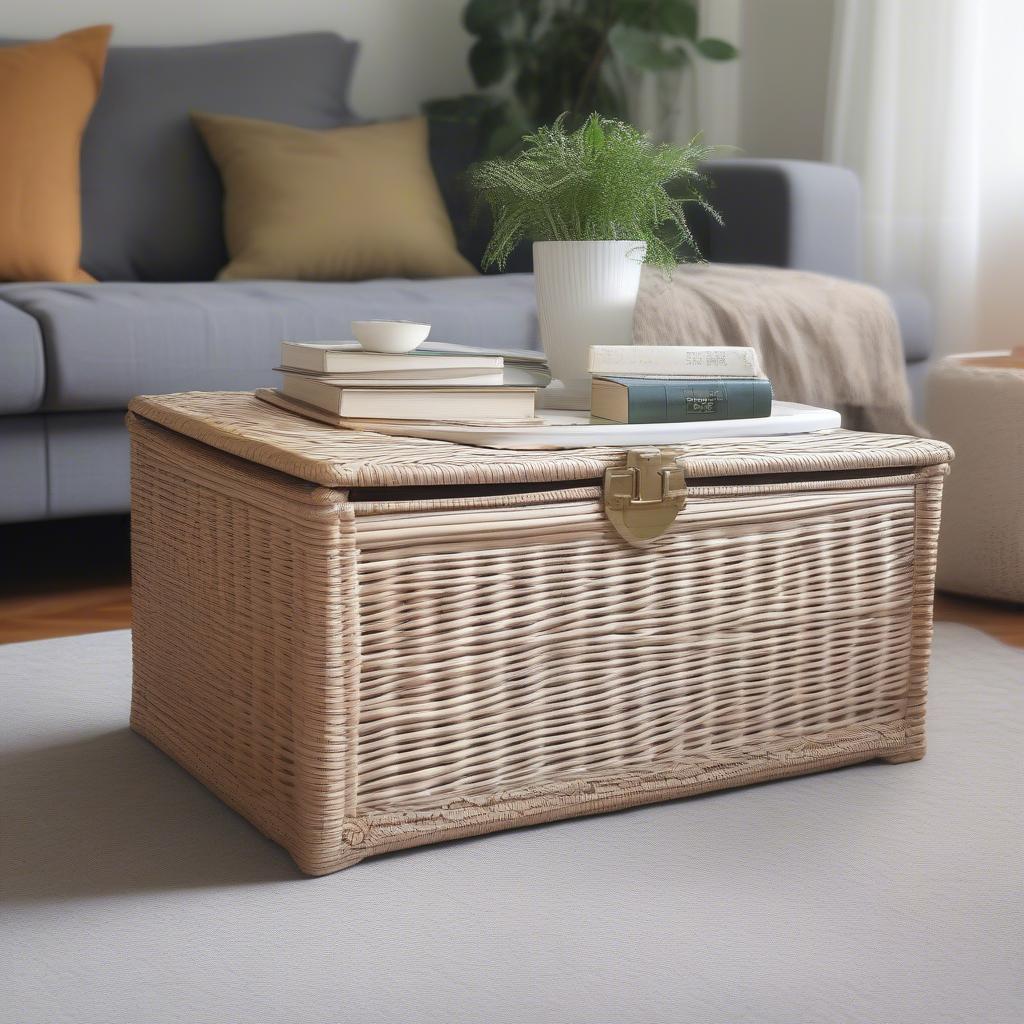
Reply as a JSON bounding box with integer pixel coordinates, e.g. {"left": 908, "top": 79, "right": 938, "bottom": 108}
{"left": 608, "top": 23, "right": 688, "bottom": 71}
{"left": 695, "top": 37, "right": 739, "bottom": 60}
{"left": 424, "top": 0, "right": 739, "bottom": 157}
{"left": 467, "top": 113, "right": 721, "bottom": 271}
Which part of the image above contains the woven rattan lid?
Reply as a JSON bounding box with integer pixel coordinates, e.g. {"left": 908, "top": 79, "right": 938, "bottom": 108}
{"left": 129, "top": 391, "right": 952, "bottom": 489}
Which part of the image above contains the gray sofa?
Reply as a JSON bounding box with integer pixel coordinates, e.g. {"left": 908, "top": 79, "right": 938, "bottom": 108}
{"left": 0, "top": 32, "right": 932, "bottom": 524}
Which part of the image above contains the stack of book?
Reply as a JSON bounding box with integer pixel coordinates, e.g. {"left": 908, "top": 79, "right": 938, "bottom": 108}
{"left": 276, "top": 342, "right": 551, "bottom": 424}
{"left": 588, "top": 346, "right": 773, "bottom": 424}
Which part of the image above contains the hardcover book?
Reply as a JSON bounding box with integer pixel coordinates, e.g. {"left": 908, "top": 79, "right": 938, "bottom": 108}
{"left": 587, "top": 345, "right": 762, "bottom": 378}
{"left": 280, "top": 341, "right": 551, "bottom": 386}
{"left": 280, "top": 374, "right": 536, "bottom": 421}
{"left": 275, "top": 366, "right": 506, "bottom": 387}
{"left": 591, "top": 376, "right": 773, "bottom": 423}
{"left": 280, "top": 342, "right": 503, "bottom": 374}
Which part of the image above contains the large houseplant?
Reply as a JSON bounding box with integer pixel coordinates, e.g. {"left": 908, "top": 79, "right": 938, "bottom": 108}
{"left": 426, "top": 0, "right": 738, "bottom": 157}
{"left": 469, "top": 113, "right": 719, "bottom": 407}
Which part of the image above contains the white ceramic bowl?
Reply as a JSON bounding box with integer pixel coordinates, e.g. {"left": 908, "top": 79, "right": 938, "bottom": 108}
{"left": 352, "top": 320, "right": 431, "bottom": 353}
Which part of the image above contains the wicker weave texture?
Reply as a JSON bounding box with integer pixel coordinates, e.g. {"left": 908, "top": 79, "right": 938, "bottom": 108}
{"left": 128, "top": 392, "right": 953, "bottom": 488}
{"left": 128, "top": 406, "right": 946, "bottom": 875}
{"left": 130, "top": 418, "right": 362, "bottom": 865}
{"left": 352, "top": 485, "right": 919, "bottom": 813}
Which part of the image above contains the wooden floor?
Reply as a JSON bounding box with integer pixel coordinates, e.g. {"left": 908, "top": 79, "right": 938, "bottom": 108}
{"left": 1, "top": 517, "right": 133, "bottom": 645}
{"left": 2, "top": 516, "right": 1023, "bottom": 648}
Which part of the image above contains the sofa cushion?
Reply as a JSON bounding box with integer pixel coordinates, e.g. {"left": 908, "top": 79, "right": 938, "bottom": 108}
{"left": 193, "top": 113, "right": 476, "bottom": 282}
{"left": 0, "top": 299, "right": 45, "bottom": 414}
{"left": 78, "top": 33, "right": 361, "bottom": 282}
{"left": 0, "top": 26, "right": 111, "bottom": 284}
{"left": 0, "top": 277, "right": 539, "bottom": 412}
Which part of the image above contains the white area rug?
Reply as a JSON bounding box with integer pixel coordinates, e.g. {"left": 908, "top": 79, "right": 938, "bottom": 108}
{"left": 1, "top": 624, "right": 1021, "bottom": 1024}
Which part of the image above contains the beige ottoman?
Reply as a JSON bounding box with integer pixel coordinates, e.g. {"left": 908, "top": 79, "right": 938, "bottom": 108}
{"left": 927, "top": 351, "right": 1024, "bottom": 602}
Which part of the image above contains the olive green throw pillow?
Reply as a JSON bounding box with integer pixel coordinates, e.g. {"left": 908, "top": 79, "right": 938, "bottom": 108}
{"left": 193, "top": 113, "right": 476, "bottom": 281}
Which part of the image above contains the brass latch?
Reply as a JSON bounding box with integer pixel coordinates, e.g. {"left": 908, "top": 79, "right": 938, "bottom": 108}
{"left": 603, "top": 447, "right": 687, "bottom": 547}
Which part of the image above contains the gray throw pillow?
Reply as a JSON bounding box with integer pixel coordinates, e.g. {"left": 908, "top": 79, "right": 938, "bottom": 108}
{"left": 77, "top": 33, "right": 361, "bottom": 281}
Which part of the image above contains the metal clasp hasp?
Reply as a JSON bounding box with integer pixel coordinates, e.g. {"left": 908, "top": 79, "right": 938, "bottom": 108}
{"left": 603, "top": 447, "right": 687, "bottom": 546}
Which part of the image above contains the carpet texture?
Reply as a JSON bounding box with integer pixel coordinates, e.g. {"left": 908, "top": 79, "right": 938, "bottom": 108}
{"left": 1, "top": 624, "right": 1021, "bottom": 1024}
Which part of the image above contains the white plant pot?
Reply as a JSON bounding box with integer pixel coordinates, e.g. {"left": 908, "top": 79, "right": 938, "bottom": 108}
{"left": 533, "top": 239, "right": 646, "bottom": 410}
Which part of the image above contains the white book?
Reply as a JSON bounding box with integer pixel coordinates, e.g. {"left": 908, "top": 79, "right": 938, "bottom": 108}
{"left": 281, "top": 341, "right": 504, "bottom": 374}
{"left": 280, "top": 374, "right": 536, "bottom": 421}
{"left": 275, "top": 367, "right": 506, "bottom": 387}
{"left": 587, "top": 345, "right": 762, "bottom": 378}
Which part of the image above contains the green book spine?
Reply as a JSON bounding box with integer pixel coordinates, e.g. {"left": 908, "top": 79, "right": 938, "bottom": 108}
{"left": 605, "top": 377, "right": 773, "bottom": 423}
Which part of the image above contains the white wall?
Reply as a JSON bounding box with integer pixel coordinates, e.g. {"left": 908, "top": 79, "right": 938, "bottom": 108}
{"left": 629, "top": 0, "right": 836, "bottom": 159}
{"left": 2, "top": 0, "right": 474, "bottom": 119}
{"left": 6, "top": 0, "right": 834, "bottom": 155}
{"left": 738, "top": 0, "right": 836, "bottom": 160}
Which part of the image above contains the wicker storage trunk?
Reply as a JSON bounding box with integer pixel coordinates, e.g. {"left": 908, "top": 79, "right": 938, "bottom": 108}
{"left": 127, "top": 392, "right": 952, "bottom": 876}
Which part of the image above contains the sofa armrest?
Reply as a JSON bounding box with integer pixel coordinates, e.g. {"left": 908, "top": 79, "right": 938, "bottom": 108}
{"left": 693, "top": 159, "right": 862, "bottom": 280}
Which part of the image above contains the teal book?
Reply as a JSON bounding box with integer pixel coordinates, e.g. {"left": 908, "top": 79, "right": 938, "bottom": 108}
{"left": 590, "top": 376, "right": 773, "bottom": 423}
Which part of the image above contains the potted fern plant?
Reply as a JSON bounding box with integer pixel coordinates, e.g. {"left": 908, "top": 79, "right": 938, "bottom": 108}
{"left": 469, "top": 113, "right": 718, "bottom": 408}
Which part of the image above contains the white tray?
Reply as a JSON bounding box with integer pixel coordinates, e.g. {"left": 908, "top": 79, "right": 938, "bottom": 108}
{"left": 257, "top": 390, "right": 841, "bottom": 450}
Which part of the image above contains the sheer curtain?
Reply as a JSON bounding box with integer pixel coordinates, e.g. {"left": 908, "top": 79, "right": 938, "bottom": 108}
{"left": 826, "top": 0, "right": 1024, "bottom": 355}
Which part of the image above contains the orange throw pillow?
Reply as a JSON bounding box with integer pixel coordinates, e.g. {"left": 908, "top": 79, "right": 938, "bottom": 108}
{"left": 0, "top": 26, "right": 112, "bottom": 283}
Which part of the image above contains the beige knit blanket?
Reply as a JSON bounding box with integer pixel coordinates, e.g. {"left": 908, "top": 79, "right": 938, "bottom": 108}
{"left": 633, "top": 263, "right": 920, "bottom": 435}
